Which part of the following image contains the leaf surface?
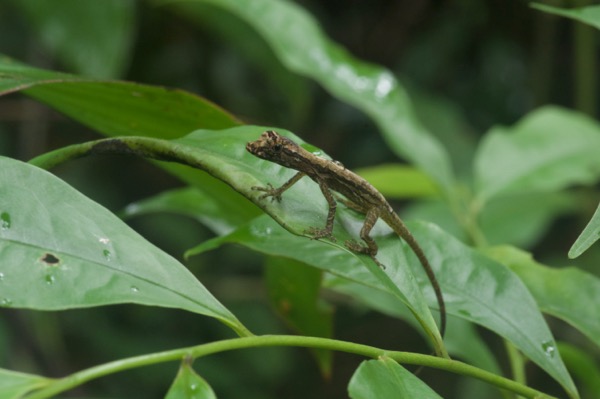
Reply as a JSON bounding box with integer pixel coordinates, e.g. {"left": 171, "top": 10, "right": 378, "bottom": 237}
{"left": 348, "top": 357, "right": 442, "bottom": 399}
{"left": 474, "top": 106, "right": 600, "bottom": 202}
{"left": 0, "top": 156, "right": 247, "bottom": 335}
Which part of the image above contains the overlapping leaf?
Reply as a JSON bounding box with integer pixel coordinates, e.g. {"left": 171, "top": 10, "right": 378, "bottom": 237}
{"left": 0, "top": 156, "right": 248, "bottom": 336}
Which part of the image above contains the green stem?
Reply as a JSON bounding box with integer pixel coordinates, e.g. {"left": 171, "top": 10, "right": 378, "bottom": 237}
{"left": 574, "top": 0, "right": 596, "bottom": 116}
{"left": 25, "top": 335, "right": 558, "bottom": 399}
{"left": 505, "top": 340, "right": 527, "bottom": 398}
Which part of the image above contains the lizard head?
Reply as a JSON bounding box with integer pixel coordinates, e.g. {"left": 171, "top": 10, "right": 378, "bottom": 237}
{"left": 246, "top": 130, "right": 303, "bottom": 168}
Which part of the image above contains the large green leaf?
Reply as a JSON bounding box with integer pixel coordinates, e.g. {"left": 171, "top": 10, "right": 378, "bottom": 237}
{"left": 532, "top": 3, "right": 600, "bottom": 30}
{"left": 0, "top": 56, "right": 239, "bottom": 137}
{"left": 0, "top": 156, "right": 248, "bottom": 336}
{"left": 190, "top": 216, "right": 577, "bottom": 397}
{"left": 484, "top": 246, "right": 600, "bottom": 350}
{"left": 348, "top": 357, "right": 442, "bottom": 399}
{"left": 164, "top": 0, "right": 455, "bottom": 194}
{"left": 474, "top": 106, "right": 600, "bottom": 202}
{"left": 13, "top": 0, "right": 135, "bottom": 78}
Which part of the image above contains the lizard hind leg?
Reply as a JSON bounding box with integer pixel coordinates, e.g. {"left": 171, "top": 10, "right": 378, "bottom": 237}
{"left": 305, "top": 179, "right": 338, "bottom": 242}
{"left": 345, "top": 207, "right": 386, "bottom": 269}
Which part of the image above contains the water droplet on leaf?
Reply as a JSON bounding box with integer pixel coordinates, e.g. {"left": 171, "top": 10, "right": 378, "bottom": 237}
{"left": 130, "top": 286, "right": 139, "bottom": 293}
{"left": 45, "top": 274, "right": 55, "bottom": 285}
{"left": 541, "top": 341, "right": 556, "bottom": 358}
{"left": 1, "top": 298, "right": 12, "bottom": 306}
{"left": 103, "top": 249, "right": 112, "bottom": 261}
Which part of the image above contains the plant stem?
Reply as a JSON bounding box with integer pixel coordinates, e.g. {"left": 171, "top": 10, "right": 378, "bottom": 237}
{"left": 25, "top": 335, "right": 559, "bottom": 399}
{"left": 573, "top": 0, "right": 596, "bottom": 116}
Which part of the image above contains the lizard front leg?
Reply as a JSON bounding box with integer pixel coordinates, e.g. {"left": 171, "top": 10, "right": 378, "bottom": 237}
{"left": 345, "top": 207, "right": 386, "bottom": 269}
{"left": 252, "top": 171, "right": 305, "bottom": 202}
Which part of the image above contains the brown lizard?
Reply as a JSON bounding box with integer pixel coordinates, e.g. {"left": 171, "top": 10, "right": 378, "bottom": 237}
{"left": 246, "top": 130, "right": 446, "bottom": 338}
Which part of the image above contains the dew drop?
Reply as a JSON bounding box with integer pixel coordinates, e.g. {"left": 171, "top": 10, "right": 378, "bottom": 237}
{"left": 0, "top": 212, "right": 11, "bottom": 230}
{"left": 189, "top": 383, "right": 198, "bottom": 391}
{"left": 1, "top": 298, "right": 13, "bottom": 306}
{"left": 99, "top": 237, "right": 110, "bottom": 245}
{"left": 45, "top": 274, "right": 56, "bottom": 285}
{"left": 103, "top": 249, "right": 112, "bottom": 262}
{"left": 541, "top": 341, "right": 556, "bottom": 358}
{"left": 130, "top": 286, "right": 139, "bottom": 293}
{"left": 0, "top": 272, "right": 4, "bottom": 281}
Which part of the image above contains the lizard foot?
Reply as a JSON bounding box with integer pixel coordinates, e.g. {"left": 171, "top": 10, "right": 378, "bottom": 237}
{"left": 251, "top": 183, "right": 283, "bottom": 202}
{"left": 345, "top": 240, "right": 386, "bottom": 269}
{"left": 305, "top": 227, "right": 336, "bottom": 242}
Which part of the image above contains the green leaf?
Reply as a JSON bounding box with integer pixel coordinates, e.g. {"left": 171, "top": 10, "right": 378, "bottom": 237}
{"left": 164, "top": 0, "right": 455, "bottom": 194}
{"left": 0, "top": 369, "right": 50, "bottom": 399}
{"left": 191, "top": 215, "right": 577, "bottom": 397}
{"left": 123, "top": 186, "right": 259, "bottom": 235}
{"left": 13, "top": 0, "right": 135, "bottom": 78}
{"left": 0, "top": 156, "right": 248, "bottom": 336}
{"left": 569, "top": 201, "right": 600, "bottom": 258}
{"left": 165, "top": 360, "right": 216, "bottom": 399}
{"left": 0, "top": 56, "right": 239, "bottom": 137}
{"left": 348, "top": 357, "right": 442, "bottom": 399}
{"left": 483, "top": 245, "right": 600, "bottom": 350}
{"left": 532, "top": 3, "right": 600, "bottom": 30}
{"left": 353, "top": 164, "right": 439, "bottom": 199}
{"left": 265, "top": 257, "right": 333, "bottom": 376}
{"left": 474, "top": 106, "right": 600, "bottom": 202}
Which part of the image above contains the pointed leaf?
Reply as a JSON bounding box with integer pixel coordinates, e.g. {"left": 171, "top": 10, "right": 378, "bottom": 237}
{"left": 165, "top": 360, "right": 216, "bottom": 399}
{"left": 0, "top": 56, "right": 239, "bottom": 137}
{"left": 569, "top": 201, "right": 600, "bottom": 258}
{"left": 348, "top": 357, "right": 442, "bottom": 399}
{"left": 532, "top": 3, "right": 600, "bottom": 30}
{"left": 0, "top": 156, "right": 247, "bottom": 336}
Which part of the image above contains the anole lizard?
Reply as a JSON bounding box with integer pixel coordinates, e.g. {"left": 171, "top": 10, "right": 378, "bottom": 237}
{"left": 246, "top": 130, "right": 446, "bottom": 338}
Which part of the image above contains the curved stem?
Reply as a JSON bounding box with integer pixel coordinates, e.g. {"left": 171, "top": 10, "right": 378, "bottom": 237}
{"left": 25, "top": 335, "right": 558, "bottom": 399}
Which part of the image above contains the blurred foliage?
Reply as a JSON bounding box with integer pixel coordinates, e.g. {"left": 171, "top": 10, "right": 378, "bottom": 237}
{"left": 1, "top": 1, "right": 600, "bottom": 398}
